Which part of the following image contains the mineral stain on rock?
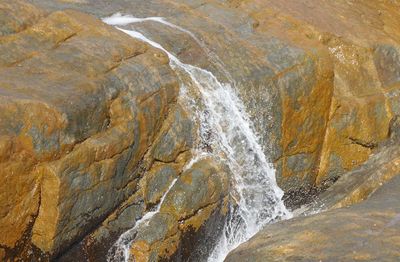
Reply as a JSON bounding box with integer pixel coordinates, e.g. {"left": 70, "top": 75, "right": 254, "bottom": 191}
{"left": 1, "top": 0, "right": 400, "bottom": 261}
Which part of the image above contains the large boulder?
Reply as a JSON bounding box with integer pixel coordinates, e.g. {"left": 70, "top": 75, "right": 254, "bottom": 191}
{"left": 0, "top": 1, "right": 179, "bottom": 260}
{"left": 59, "top": 103, "right": 209, "bottom": 261}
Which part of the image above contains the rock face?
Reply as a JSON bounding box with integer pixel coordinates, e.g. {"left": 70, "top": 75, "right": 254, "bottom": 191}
{"left": 129, "top": 159, "right": 229, "bottom": 262}
{"left": 310, "top": 146, "right": 400, "bottom": 212}
{"left": 0, "top": 1, "right": 183, "bottom": 260}
{"left": 226, "top": 168, "right": 400, "bottom": 262}
{"left": 226, "top": 126, "right": 400, "bottom": 261}
{"left": 29, "top": 0, "right": 400, "bottom": 196}
{"left": 236, "top": 0, "right": 400, "bottom": 195}
{"left": 0, "top": 3, "right": 228, "bottom": 260}
{"left": 1, "top": 0, "right": 400, "bottom": 261}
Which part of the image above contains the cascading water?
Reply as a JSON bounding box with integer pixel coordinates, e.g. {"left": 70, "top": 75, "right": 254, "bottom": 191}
{"left": 107, "top": 177, "right": 179, "bottom": 261}
{"left": 103, "top": 14, "right": 292, "bottom": 262}
{"left": 103, "top": 13, "right": 235, "bottom": 84}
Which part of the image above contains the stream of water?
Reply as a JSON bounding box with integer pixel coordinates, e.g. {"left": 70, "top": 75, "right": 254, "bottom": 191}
{"left": 103, "top": 14, "right": 291, "bottom": 262}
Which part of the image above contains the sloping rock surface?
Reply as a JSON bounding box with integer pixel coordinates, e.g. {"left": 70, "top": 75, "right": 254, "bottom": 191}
{"left": 226, "top": 173, "right": 400, "bottom": 262}
{"left": 226, "top": 128, "right": 400, "bottom": 262}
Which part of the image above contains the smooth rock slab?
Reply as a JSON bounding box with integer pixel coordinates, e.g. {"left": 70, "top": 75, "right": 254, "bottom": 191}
{"left": 226, "top": 170, "right": 400, "bottom": 262}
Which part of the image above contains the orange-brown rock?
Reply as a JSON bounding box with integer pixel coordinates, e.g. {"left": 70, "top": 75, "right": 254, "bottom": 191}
{"left": 2, "top": 0, "right": 400, "bottom": 261}
{"left": 0, "top": 0, "right": 45, "bottom": 36}
{"left": 55, "top": 103, "right": 197, "bottom": 262}
{"left": 227, "top": 124, "right": 400, "bottom": 261}
{"left": 236, "top": 0, "right": 400, "bottom": 190}
{"left": 0, "top": 1, "right": 179, "bottom": 260}
{"left": 128, "top": 158, "right": 229, "bottom": 261}
{"left": 309, "top": 131, "right": 400, "bottom": 212}
{"left": 226, "top": 151, "right": 400, "bottom": 261}
{"left": 29, "top": 0, "right": 400, "bottom": 197}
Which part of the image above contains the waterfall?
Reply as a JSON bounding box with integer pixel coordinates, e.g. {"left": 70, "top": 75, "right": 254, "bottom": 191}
{"left": 103, "top": 14, "right": 291, "bottom": 262}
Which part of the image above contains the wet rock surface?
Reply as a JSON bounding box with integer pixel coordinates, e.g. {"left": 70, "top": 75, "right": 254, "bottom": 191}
{"left": 1, "top": 0, "right": 400, "bottom": 261}
{"left": 129, "top": 158, "right": 229, "bottom": 262}
{"left": 226, "top": 126, "right": 400, "bottom": 261}
{"left": 226, "top": 174, "right": 400, "bottom": 262}
{"left": 0, "top": 1, "right": 180, "bottom": 260}
{"left": 28, "top": 0, "right": 400, "bottom": 193}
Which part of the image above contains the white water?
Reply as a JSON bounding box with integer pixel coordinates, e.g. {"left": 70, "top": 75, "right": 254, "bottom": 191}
{"left": 107, "top": 177, "right": 179, "bottom": 261}
{"left": 104, "top": 14, "right": 291, "bottom": 262}
{"left": 103, "top": 13, "right": 236, "bottom": 84}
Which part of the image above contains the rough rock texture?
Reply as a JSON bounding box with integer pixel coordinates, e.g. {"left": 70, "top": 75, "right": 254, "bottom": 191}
{"left": 0, "top": 0, "right": 44, "bottom": 36}
{"left": 56, "top": 105, "right": 228, "bottom": 262}
{"left": 129, "top": 158, "right": 229, "bottom": 262}
{"left": 0, "top": 1, "right": 229, "bottom": 260}
{"left": 2, "top": 0, "right": 400, "bottom": 261}
{"left": 310, "top": 146, "right": 400, "bottom": 212}
{"left": 226, "top": 127, "right": 400, "bottom": 261}
{"left": 239, "top": 0, "right": 400, "bottom": 190}
{"left": 28, "top": 0, "right": 400, "bottom": 195}
{"left": 226, "top": 174, "right": 400, "bottom": 262}
{"left": 0, "top": 1, "right": 182, "bottom": 260}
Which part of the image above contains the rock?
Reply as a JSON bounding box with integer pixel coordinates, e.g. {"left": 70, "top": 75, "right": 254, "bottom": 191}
{"left": 239, "top": 0, "right": 399, "bottom": 192}
{"left": 55, "top": 103, "right": 196, "bottom": 261}
{"left": 0, "top": 0, "right": 44, "bottom": 36}
{"left": 226, "top": 173, "right": 400, "bottom": 262}
{"left": 152, "top": 105, "right": 194, "bottom": 163}
{"left": 160, "top": 158, "right": 229, "bottom": 221}
{"left": 0, "top": 2, "right": 179, "bottom": 260}
{"left": 30, "top": 0, "right": 400, "bottom": 195}
{"left": 26, "top": 0, "right": 334, "bottom": 195}
{"left": 2, "top": 0, "right": 400, "bottom": 261}
{"left": 226, "top": 139, "right": 400, "bottom": 261}
{"left": 309, "top": 145, "right": 400, "bottom": 212}
{"left": 142, "top": 163, "right": 179, "bottom": 207}
{"left": 129, "top": 158, "right": 229, "bottom": 261}
{"left": 56, "top": 192, "right": 146, "bottom": 262}
{"left": 129, "top": 213, "right": 180, "bottom": 262}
